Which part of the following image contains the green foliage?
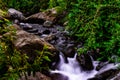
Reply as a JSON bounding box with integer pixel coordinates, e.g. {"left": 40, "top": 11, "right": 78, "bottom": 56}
{"left": 66, "top": 0, "right": 120, "bottom": 61}
{"left": 32, "top": 45, "right": 52, "bottom": 72}
{"left": 0, "top": 0, "right": 49, "bottom": 15}
{"left": 48, "top": 0, "right": 77, "bottom": 11}
{"left": 0, "top": 10, "right": 52, "bottom": 79}
{"left": 0, "top": 16, "right": 28, "bottom": 79}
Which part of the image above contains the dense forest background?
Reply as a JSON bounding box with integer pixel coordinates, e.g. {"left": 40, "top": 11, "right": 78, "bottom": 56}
{"left": 0, "top": 0, "right": 120, "bottom": 79}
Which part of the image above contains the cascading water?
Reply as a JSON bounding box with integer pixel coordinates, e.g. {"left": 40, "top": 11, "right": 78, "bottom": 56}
{"left": 50, "top": 52, "right": 99, "bottom": 80}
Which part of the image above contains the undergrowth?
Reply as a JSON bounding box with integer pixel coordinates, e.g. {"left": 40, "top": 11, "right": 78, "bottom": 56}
{"left": 0, "top": 10, "right": 52, "bottom": 80}
{"left": 67, "top": 0, "right": 120, "bottom": 61}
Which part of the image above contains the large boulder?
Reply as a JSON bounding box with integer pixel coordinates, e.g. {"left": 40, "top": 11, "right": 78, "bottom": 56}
{"left": 20, "top": 72, "right": 51, "bottom": 80}
{"left": 50, "top": 73, "right": 68, "bottom": 80}
{"left": 8, "top": 8, "right": 25, "bottom": 21}
{"left": 76, "top": 53, "right": 94, "bottom": 70}
{"left": 12, "top": 24, "right": 57, "bottom": 63}
{"left": 25, "top": 8, "right": 60, "bottom": 24}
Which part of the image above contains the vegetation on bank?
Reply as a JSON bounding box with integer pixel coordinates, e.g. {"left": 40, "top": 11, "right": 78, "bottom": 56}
{"left": 66, "top": 0, "right": 120, "bottom": 62}
{"left": 0, "top": 10, "right": 52, "bottom": 79}
{"left": 0, "top": 0, "right": 120, "bottom": 79}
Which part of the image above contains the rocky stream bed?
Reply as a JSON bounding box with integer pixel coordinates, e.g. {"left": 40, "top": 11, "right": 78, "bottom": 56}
{"left": 1, "top": 8, "right": 120, "bottom": 80}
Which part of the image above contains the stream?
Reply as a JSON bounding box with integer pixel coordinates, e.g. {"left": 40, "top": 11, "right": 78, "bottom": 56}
{"left": 19, "top": 22, "right": 120, "bottom": 80}
{"left": 50, "top": 52, "right": 119, "bottom": 80}
{"left": 5, "top": 8, "right": 120, "bottom": 80}
{"left": 51, "top": 53, "right": 98, "bottom": 80}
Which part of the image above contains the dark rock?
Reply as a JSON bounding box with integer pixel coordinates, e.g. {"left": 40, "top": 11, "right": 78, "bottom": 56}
{"left": 76, "top": 54, "right": 94, "bottom": 70}
{"left": 96, "top": 61, "right": 109, "bottom": 71}
{"left": 34, "top": 32, "right": 42, "bottom": 36}
{"left": 27, "top": 29, "right": 38, "bottom": 33}
{"left": 43, "top": 30, "right": 51, "bottom": 34}
{"left": 64, "top": 44, "right": 75, "bottom": 58}
{"left": 8, "top": 8, "right": 25, "bottom": 21}
{"left": 109, "top": 72, "right": 120, "bottom": 80}
{"left": 87, "top": 49, "right": 101, "bottom": 60}
{"left": 50, "top": 52, "right": 60, "bottom": 70}
{"left": 25, "top": 18, "right": 45, "bottom": 24}
{"left": 50, "top": 73, "right": 68, "bottom": 80}
{"left": 44, "top": 34, "right": 56, "bottom": 42}
{"left": 88, "top": 69, "right": 119, "bottom": 80}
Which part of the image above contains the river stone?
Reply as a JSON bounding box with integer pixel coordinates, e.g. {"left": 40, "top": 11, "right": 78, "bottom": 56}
{"left": 88, "top": 69, "right": 119, "bottom": 80}
{"left": 19, "top": 72, "right": 51, "bottom": 80}
{"left": 20, "top": 23, "right": 33, "bottom": 30}
{"left": 64, "top": 44, "right": 75, "bottom": 58}
{"left": 109, "top": 72, "right": 120, "bottom": 80}
{"left": 8, "top": 8, "right": 25, "bottom": 21}
{"left": 12, "top": 24, "right": 57, "bottom": 63}
{"left": 76, "top": 54, "right": 94, "bottom": 70}
{"left": 50, "top": 73, "right": 68, "bottom": 80}
{"left": 27, "top": 28, "right": 38, "bottom": 33}
{"left": 96, "top": 61, "right": 109, "bottom": 71}
{"left": 44, "top": 34, "right": 56, "bottom": 42}
{"left": 43, "top": 20, "right": 53, "bottom": 27}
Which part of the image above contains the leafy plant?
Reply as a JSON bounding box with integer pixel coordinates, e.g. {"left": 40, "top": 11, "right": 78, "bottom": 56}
{"left": 0, "top": 10, "right": 52, "bottom": 79}
{"left": 32, "top": 45, "right": 52, "bottom": 72}
{"left": 66, "top": 0, "right": 120, "bottom": 61}
{"left": 0, "top": 0, "right": 49, "bottom": 15}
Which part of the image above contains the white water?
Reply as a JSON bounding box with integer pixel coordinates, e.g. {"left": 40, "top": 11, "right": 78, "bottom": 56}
{"left": 51, "top": 53, "right": 99, "bottom": 80}
{"left": 50, "top": 53, "right": 119, "bottom": 80}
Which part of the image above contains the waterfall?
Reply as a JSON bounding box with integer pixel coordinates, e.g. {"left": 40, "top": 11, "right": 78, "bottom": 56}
{"left": 50, "top": 53, "right": 99, "bottom": 80}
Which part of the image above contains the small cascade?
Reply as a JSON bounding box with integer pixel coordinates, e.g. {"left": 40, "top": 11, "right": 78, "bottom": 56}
{"left": 50, "top": 53, "right": 99, "bottom": 80}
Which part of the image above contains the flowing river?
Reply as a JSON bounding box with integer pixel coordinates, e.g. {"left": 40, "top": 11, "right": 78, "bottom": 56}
{"left": 51, "top": 53, "right": 98, "bottom": 80}
{"left": 50, "top": 53, "right": 119, "bottom": 80}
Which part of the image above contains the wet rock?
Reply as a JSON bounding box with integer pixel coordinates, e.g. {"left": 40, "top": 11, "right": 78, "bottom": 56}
{"left": 43, "top": 30, "right": 51, "bottom": 34}
{"left": 109, "top": 72, "right": 120, "bottom": 80}
{"left": 20, "top": 72, "right": 51, "bottom": 80}
{"left": 96, "top": 61, "right": 109, "bottom": 71}
{"left": 76, "top": 54, "right": 94, "bottom": 70}
{"left": 44, "top": 34, "right": 56, "bottom": 42}
{"left": 12, "top": 24, "right": 57, "bottom": 63}
{"left": 43, "top": 20, "right": 53, "bottom": 27}
{"left": 50, "top": 52, "right": 60, "bottom": 70}
{"left": 50, "top": 73, "right": 68, "bottom": 80}
{"left": 8, "top": 8, "right": 25, "bottom": 21}
{"left": 25, "top": 8, "right": 60, "bottom": 24}
{"left": 87, "top": 49, "right": 101, "bottom": 60}
{"left": 27, "top": 28, "right": 38, "bottom": 33}
{"left": 20, "top": 23, "right": 33, "bottom": 30}
{"left": 63, "top": 44, "right": 75, "bottom": 58}
{"left": 88, "top": 69, "right": 119, "bottom": 80}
